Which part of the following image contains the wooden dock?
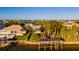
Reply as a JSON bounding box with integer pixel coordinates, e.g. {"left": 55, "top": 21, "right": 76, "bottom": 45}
{"left": 38, "top": 41, "right": 79, "bottom": 51}
{"left": 38, "top": 41, "right": 63, "bottom": 51}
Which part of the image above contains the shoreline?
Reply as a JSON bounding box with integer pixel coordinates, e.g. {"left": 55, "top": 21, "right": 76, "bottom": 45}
{"left": 1, "top": 40, "right": 79, "bottom": 48}
{"left": 18, "top": 40, "right": 79, "bottom": 45}
{"left": 18, "top": 40, "right": 39, "bottom": 45}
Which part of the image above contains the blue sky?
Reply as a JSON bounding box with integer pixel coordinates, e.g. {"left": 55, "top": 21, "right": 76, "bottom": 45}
{"left": 0, "top": 7, "right": 79, "bottom": 20}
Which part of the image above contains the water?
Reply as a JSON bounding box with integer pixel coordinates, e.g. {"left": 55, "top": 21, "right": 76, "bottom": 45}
{"left": 0, "top": 42, "right": 56, "bottom": 51}
{"left": 63, "top": 44, "right": 79, "bottom": 51}
{"left": 0, "top": 23, "right": 5, "bottom": 29}
{"left": 0, "top": 42, "right": 39, "bottom": 51}
{"left": 0, "top": 42, "right": 79, "bottom": 51}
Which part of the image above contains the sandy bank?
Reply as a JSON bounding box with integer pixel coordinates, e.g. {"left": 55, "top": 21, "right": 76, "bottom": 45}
{"left": 18, "top": 40, "right": 79, "bottom": 45}
{"left": 18, "top": 40, "right": 39, "bottom": 45}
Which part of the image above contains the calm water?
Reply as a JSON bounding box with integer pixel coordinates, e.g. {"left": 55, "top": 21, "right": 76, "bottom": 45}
{"left": 0, "top": 23, "right": 5, "bottom": 29}
{"left": 0, "top": 42, "right": 79, "bottom": 51}
{"left": 0, "top": 42, "right": 39, "bottom": 51}
{"left": 63, "top": 44, "right": 79, "bottom": 51}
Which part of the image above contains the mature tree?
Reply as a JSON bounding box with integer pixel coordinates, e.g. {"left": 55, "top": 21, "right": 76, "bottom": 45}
{"left": 60, "top": 25, "right": 79, "bottom": 41}
{"left": 39, "top": 20, "right": 63, "bottom": 38}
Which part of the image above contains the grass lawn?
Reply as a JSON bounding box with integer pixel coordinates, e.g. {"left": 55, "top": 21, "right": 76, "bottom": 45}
{"left": 15, "top": 33, "right": 31, "bottom": 41}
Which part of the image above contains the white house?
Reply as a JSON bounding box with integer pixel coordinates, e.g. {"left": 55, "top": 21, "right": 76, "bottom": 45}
{"left": 28, "top": 23, "right": 41, "bottom": 30}
{"left": 63, "top": 21, "right": 79, "bottom": 29}
{"left": 0, "top": 25, "right": 26, "bottom": 38}
{"left": 63, "top": 21, "right": 74, "bottom": 29}
{"left": 28, "top": 23, "right": 42, "bottom": 34}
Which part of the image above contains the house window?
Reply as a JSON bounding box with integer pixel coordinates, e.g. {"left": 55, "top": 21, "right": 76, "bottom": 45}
{"left": 15, "top": 31, "right": 17, "bottom": 33}
{"left": 11, "top": 31, "right": 14, "bottom": 33}
{"left": 11, "top": 31, "right": 17, "bottom": 33}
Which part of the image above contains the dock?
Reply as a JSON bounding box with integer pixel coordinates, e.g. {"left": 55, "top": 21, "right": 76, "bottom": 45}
{"left": 38, "top": 38, "right": 64, "bottom": 51}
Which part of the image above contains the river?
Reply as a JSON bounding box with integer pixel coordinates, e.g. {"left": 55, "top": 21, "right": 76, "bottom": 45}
{"left": 0, "top": 42, "right": 79, "bottom": 51}
{"left": 0, "top": 23, "right": 5, "bottom": 29}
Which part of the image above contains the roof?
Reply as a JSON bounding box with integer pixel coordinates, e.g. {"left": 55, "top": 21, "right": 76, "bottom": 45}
{"left": 0, "top": 25, "right": 23, "bottom": 31}
{"left": 28, "top": 23, "right": 41, "bottom": 29}
{"left": 0, "top": 25, "right": 24, "bottom": 35}
{"left": 39, "top": 38, "right": 64, "bottom": 41}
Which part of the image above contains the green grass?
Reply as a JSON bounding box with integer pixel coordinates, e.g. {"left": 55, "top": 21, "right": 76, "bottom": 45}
{"left": 15, "top": 33, "right": 32, "bottom": 41}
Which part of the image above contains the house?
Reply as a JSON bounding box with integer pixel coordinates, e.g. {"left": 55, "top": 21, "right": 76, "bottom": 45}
{"left": 63, "top": 21, "right": 79, "bottom": 29}
{"left": 28, "top": 23, "right": 41, "bottom": 30}
{"left": 28, "top": 23, "right": 42, "bottom": 34}
{"left": 63, "top": 21, "right": 74, "bottom": 29}
{"left": 0, "top": 25, "right": 26, "bottom": 39}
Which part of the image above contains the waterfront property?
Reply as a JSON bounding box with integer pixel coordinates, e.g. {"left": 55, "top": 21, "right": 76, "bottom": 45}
{"left": 28, "top": 23, "right": 42, "bottom": 34}
{"left": 39, "top": 38, "right": 64, "bottom": 51}
{"left": 0, "top": 25, "right": 26, "bottom": 39}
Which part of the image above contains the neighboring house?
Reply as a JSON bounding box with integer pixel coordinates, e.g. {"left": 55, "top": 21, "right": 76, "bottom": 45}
{"left": 63, "top": 21, "right": 74, "bottom": 29}
{"left": 0, "top": 25, "right": 26, "bottom": 38}
{"left": 63, "top": 21, "right": 79, "bottom": 29}
{"left": 28, "top": 23, "right": 41, "bottom": 30}
{"left": 28, "top": 23, "right": 42, "bottom": 34}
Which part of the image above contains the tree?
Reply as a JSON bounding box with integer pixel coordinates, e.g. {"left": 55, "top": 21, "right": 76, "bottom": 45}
{"left": 40, "top": 20, "right": 63, "bottom": 38}
{"left": 60, "top": 25, "right": 79, "bottom": 41}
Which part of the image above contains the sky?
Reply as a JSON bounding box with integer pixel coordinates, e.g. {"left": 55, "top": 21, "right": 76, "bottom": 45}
{"left": 0, "top": 7, "right": 79, "bottom": 20}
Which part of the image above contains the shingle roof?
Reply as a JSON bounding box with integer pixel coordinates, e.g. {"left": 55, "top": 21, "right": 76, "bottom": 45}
{"left": 28, "top": 23, "right": 41, "bottom": 29}
{"left": 0, "top": 25, "right": 24, "bottom": 35}
{"left": 0, "top": 25, "right": 23, "bottom": 31}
